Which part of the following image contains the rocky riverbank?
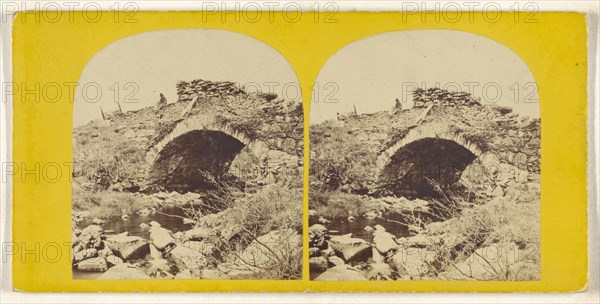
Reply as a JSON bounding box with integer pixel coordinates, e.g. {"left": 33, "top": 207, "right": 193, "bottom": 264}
{"left": 309, "top": 190, "right": 540, "bottom": 281}
{"left": 72, "top": 187, "right": 302, "bottom": 280}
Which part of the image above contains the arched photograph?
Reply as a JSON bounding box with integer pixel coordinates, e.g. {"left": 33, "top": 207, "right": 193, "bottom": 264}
{"left": 71, "top": 29, "right": 304, "bottom": 280}
{"left": 309, "top": 30, "right": 541, "bottom": 281}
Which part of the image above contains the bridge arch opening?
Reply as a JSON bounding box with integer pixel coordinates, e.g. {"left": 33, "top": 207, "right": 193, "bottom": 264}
{"left": 148, "top": 130, "right": 245, "bottom": 193}
{"left": 379, "top": 137, "right": 477, "bottom": 199}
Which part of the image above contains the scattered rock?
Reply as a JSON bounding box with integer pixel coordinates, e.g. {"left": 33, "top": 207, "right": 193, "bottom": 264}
{"left": 182, "top": 227, "right": 211, "bottom": 241}
{"left": 491, "top": 186, "right": 504, "bottom": 197}
{"left": 373, "top": 229, "right": 399, "bottom": 255}
{"left": 314, "top": 265, "right": 368, "bottom": 281}
{"left": 77, "top": 225, "right": 105, "bottom": 249}
{"left": 309, "top": 224, "right": 329, "bottom": 249}
{"left": 329, "top": 234, "right": 372, "bottom": 262}
{"left": 73, "top": 248, "right": 97, "bottom": 264}
{"left": 183, "top": 241, "right": 215, "bottom": 256}
{"left": 318, "top": 216, "right": 331, "bottom": 224}
{"left": 98, "top": 264, "right": 151, "bottom": 280}
{"left": 309, "top": 256, "right": 329, "bottom": 271}
{"left": 149, "top": 226, "right": 175, "bottom": 250}
{"left": 106, "top": 255, "right": 124, "bottom": 266}
{"left": 168, "top": 245, "right": 209, "bottom": 272}
{"left": 174, "top": 269, "right": 192, "bottom": 279}
{"left": 92, "top": 218, "right": 105, "bottom": 225}
{"left": 105, "top": 234, "right": 150, "bottom": 261}
{"left": 123, "top": 129, "right": 136, "bottom": 139}
{"left": 236, "top": 229, "right": 301, "bottom": 269}
{"left": 77, "top": 257, "right": 107, "bottom": 272}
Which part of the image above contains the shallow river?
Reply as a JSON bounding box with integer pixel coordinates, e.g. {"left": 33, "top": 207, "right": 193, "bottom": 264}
{"left": 73, "top": 205, "right": 194, "bottom": 280}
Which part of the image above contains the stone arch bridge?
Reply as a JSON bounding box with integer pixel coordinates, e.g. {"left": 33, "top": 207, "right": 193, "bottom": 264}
{"left": 312, "top": 88, "right": 541, "bottom": 198}
{"left": 74, "top": 79, "right": 303, "bottom": 193}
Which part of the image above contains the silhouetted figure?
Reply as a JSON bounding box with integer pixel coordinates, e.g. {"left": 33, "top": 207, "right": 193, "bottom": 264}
{"left": 395, "top": 98, "right": 402, "bottom": 111}
{"left": 156, "top": 93, "right": 167, "bottom": 109}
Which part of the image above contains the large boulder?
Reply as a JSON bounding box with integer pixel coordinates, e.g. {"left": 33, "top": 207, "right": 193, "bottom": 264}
{"left": 309, "top": 256, "right": 329, "bottom": 272}
{"left": 236, "top": 229, "right": 302, "bottom": 269}
{"left": 77, "top": 257, "right": 107, "bottom": 272}
{"left": 73, "top": 248, "right": 97, "bottom": 264}
{"left": 98, "top": 264, "right": 151, "bottom": 280}
{"left": 441, "top": 242, "right": 537, "bottom": 281}
{"left": 389, "top": 251, "right": 428, "bottom": 278}
{"left": 328, "top": 234, "right": 372, "bottom": 262}
{"left": 105, "top": 233, "right": 150, "bottom": 261}
{"left": 182, "top": 227, "right": 211, "bottom": 241}
{"left": 77, "top": 225, "right": 105, "bottom": 249}
{"left": 168, "top": 245, "right": 209, "bottom": 273}
{"left": 372, "top": 228, "right": 399, "bottom": 255}
{"left": 308, "top": 224, "right": 329, "bottom": 249}
{"left": 182, "top": 241, "right": 215, "bottom": 256}
{"left": 314, "top": 265, "right": 368, "bottom": 281}
{"left": 149, "top": 226, "right": 175, "bottom": 250}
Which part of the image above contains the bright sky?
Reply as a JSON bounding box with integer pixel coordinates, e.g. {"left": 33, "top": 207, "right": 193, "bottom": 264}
{"left": 74, "top": 29, "right": 300, "bottom": 126}
{"left": 310, "top": 30, "right": 540, "bottom": 124}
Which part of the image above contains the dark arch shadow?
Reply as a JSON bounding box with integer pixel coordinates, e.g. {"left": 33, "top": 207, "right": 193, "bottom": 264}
{"left": 379, "top": 138, "right": 477, "bottom": 199}
{"left": 148, "top": 130, "right": 245, "bottom": 193}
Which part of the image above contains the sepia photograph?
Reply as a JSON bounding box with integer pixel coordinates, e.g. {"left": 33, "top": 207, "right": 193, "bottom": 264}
{"left": 70, "top": 29, "right": 304, "bottom": 280}
{"left": 309, "top": 30, "right": 541, "bottom": 281}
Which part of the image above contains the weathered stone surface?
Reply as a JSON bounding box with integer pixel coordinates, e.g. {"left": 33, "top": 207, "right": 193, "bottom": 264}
{"left": 314, "top": 265, "right": 368, "bottom": 281}
{"left": 73, "top": 248, "right": 97, "bottom": 264}
{"left": 106, "top": 255, "right": 124, "bottom": 266}
{"left": 365, "top": 263, "right": 396, "bottom": 280}
{"left": 168, "top": 245, "right": 209, "bottom": 271}
{"left": 174, "top": 269, "right": 193, "bottom": 279}
{"left": 182, "top": 241, "right": 215, "bottom": 256}
{"left": 309, "top": 256, "right": 329, "bottom": 271}
{"left": 98, "top": 264, "right": 151, "bottom": 280}
{"left": 329, "top": 234, "right": 372, "bottom": 262}
{"left": 309, "top": 224, "right": 329, "bottom": 249}
{"left": 77, "top": 225, "right": 105, "bottom": 249}
{"left": 182, "top": 227, "right": 211, "bottom": 241}
{"left": 105, "top": 234, "right": 150, "bottom": 261}
{"left": 236, "top": 229, "right": 302, "bottom": 269}
{"left": 373, "top": 229, "right": 399, "bottom": 255}
{"left": 77, "top": 257, "right": 107, "bottom": 272}
{"left": 389, "top": 251, "right": 427, "bottom": 278}
{"left": 149, "top": 226, "right": 175, "bottom": 250}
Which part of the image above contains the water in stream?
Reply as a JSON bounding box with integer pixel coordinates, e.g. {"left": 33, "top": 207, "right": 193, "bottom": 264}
{"left": 73, "top": 205, "right": 194, "bottom": 280}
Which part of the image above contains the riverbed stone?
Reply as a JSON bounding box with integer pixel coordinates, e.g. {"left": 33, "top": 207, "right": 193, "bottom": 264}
{"left": 308, "top": 224, "right": 329, "bottom": 249}
{"left": 78, "top": 225, "right": 105, "bottom": 249}
{"left": 105, "top": 234, "right": 150, "bottom": 261}
{"left": 314, "top": 265, "right": 368, "bottom": 281}
{"left": 236, "top": 229, "right": 302, "bottom": 269}
{"left": 329, "top": 234, "right": 372, "bottom": 262}
{"left": 98, "top": 264, "right": 151, "bottom": 280}
{"left": 149, "top": 226, "right": 175, "bottom": 250}
{"left": 168, "top": 245, "right": 209, "bottom": 272}
{"left": 309, "top": 256, "right": 329, "bottom": 271}
{"left": 373, "top": 229, "right": 399, "bottom": 255}
{"left": 182, "top": 227, "right": 211, "bottom": 241}
{"left": 106, "top": 255, "right": 124, "bottom": 266}
{"left": 365, "top": 263, "right": 396, "bottom": 280}
{"left": 77, "top": 257, "right": 107, "bottom": 272}
{"left": 183, "top": 241, "right": 215, "bottom": 256}
{"left": 175, "top": 269, "right": 192, "bottom": 279}
{"left": 73, "top": 248, "right": 98, "bottom": 264}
